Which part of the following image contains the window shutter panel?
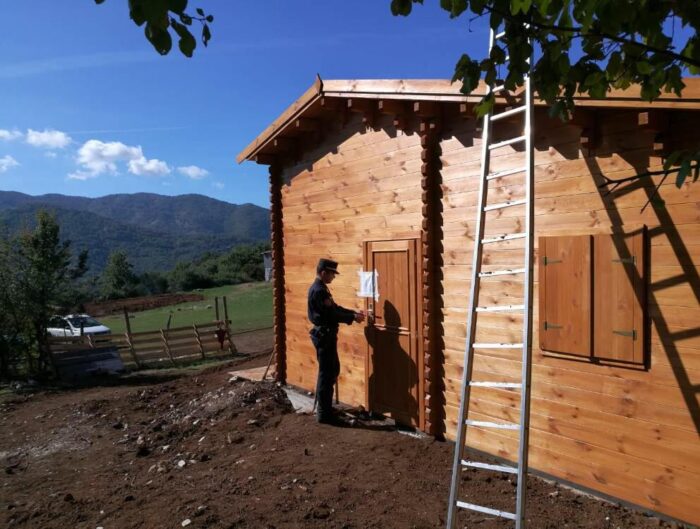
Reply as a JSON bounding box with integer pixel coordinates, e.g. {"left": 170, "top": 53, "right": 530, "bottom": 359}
{"left": 539, "top": 235, "right": 592, "bottom": 357}
{"left": 593, "top": 230, "right": 646, "bottom": 364}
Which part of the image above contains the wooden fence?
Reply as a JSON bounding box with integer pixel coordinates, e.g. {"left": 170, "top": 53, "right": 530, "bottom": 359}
{"left": 48, "top": 321, "right": 241, "bottom": 372}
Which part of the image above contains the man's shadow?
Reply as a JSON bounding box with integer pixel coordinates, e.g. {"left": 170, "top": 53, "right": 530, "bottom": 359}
{"left": 364, "top": 300, "right": 420, "bottom": 428}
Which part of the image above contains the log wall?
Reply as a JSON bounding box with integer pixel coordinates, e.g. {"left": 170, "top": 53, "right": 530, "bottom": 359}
{"left": 281, "top": 113, "right": 424, "bottom": 406}
{"left": 438, "top": 108, "right": 700, "bottom": 525}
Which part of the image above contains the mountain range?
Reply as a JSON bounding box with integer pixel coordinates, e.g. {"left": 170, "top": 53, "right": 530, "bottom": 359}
{"left": 0, "top": 191, "right": 270, "bottom": 275}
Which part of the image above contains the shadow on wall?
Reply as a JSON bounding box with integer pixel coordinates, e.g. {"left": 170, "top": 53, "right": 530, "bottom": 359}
{"left": 584, "top": 109, "right": 700, "bottom": 434}
{"left": 365, "top": 300, "right": 419, "bottom": 427}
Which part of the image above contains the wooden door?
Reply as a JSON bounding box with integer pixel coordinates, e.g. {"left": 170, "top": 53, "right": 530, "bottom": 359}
{"left": 364, "top": 239, "right": 422, "bottom": 427}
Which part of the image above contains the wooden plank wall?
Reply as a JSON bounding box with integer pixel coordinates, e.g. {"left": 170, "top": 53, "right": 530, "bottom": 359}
{"left": 281, "top": 113, "right": 424, "bottom": 406}
{"left": 438, "top": 108, "right": 700, "bottom": 525}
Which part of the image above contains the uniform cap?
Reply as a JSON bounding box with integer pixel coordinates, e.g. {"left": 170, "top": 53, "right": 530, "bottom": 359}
{"left": 317, "top": 258, "right": 340, "bottom": 274}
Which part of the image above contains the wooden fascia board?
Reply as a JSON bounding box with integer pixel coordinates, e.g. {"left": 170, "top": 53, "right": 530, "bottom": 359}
{"left": 236, "top": 77, "right": 323, "bottom": 163}
{"left": 237, "top": 77, "right": 700, "bottom": 163}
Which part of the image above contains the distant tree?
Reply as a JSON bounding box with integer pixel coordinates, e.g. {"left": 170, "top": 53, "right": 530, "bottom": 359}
{"left": 0, "top": 233, "right": 24, "bottom": 378}
{"left": 138, "top": 271, "right": 170, "bottom": 295}
{"left": 95, "top": 0, "right": 214, "bottom": 57}
{"left": 392, "top": 0, "right": 700, "bottom": 186}
{"left": 101, "top": 250, "right": 140, "bottom": 299}
{"left": 11, "top": 212, "right": 88, "bottom": 373}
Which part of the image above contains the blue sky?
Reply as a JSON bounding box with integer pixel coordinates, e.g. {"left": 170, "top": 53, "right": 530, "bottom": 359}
{"left": 0, "top": 1, "right": 489, "bottom": 208}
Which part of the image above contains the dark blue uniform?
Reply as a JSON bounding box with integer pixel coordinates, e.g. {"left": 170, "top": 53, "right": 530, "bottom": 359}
{"left": 308, "top": 277, "right": 356, "bottom": 422}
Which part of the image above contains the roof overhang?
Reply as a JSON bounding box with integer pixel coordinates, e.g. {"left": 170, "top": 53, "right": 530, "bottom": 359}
{"left": 237, "top": 76, "right": 700, "bottom": 164}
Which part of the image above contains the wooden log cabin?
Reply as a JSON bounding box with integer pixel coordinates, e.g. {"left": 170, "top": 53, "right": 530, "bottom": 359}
{"left": 237, "top": 77, "right": 700, "bottom": 526}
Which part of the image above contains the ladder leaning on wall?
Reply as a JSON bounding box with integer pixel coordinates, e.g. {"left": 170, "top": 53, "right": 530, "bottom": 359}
{"left": 446, "top": 25, "right": 535, "bottom": 529}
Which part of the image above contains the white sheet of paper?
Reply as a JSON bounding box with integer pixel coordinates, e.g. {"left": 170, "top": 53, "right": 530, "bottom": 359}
{"left": 357, "top": 270, "right": 379, "bottom": 300}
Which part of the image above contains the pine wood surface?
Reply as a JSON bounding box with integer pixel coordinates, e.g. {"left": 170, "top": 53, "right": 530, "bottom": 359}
{"left": 281, "top": 121, "right": 425, "bottom": 408}
{"left": 437, "top": 111, "right": 700, "bottom": 523}
{"left": 275, "top": 102, "right": 700, "bottom": 523}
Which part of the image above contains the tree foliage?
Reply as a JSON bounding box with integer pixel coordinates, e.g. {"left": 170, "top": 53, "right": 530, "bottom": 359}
{"left": 95, "top": 0, "right": 213, "bottom": 57}
{"left": 391, "top": 0, "right": 700, "bottom": 186}
{"left": 0, "top": 212, "right": 88, "bottom": 377}
{"left": 100, "top": 250, "right": 140, "bottom": 300}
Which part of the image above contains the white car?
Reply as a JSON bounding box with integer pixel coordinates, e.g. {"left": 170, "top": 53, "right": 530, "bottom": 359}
{"left": 47, "top": 314, "right": 111, "bottom": 337}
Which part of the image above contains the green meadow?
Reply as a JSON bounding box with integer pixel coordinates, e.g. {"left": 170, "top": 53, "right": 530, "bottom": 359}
{"left": 101, "top": 282, "right": 272, "bottom": 334}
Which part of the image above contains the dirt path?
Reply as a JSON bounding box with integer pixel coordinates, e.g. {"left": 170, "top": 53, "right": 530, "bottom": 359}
{"left": 1, "top": 345, "right": 690, "bottom": 529}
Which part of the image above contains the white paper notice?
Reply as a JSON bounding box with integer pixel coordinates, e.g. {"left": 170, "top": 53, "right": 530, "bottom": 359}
{"left": 357, "top": 270, "right": 379, "bottom": 300}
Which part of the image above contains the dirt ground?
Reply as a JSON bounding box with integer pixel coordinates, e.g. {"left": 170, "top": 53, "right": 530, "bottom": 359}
{"left": 85, "top": 293, "right": 205, "bottom": 317}
{"left": 0, "top": 333, "right": 692, "bottom": 529}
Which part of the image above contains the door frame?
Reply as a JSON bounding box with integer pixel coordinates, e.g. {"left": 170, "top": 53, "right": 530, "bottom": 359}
{"left": 362, "top": 237, "right": 425, "bottom": 430}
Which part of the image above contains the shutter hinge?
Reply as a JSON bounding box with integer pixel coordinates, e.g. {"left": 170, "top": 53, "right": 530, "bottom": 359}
{"left": 544, "top": 321, "right": 563, "bottom": 330}
{"left": 612, "top": 256, "right": 636, "bottom": 265}
{"left": 544, "top": 257, "right": 562, "bottom": 266}
{"left": 613, "top": 329, "right": 637, "bottom": 339}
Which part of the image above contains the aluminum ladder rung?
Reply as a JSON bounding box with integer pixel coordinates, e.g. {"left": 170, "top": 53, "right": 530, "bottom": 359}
{"left": 479, "top": 268, "right": 526, "bottom": 278}
{"left": 456, "top": 501, "right": 517, "bottom": 520}
{"left": 472, "top": 342, "right": 523, "bottom": 349}
{"left": 486, "top": 166, "right": 526, "bottom": 180}
{"left": 489, "top": 135, "right": 527, "bottom": 150}
{"left": 475, "top": 304, "right": 524, "bottom": 313}
{"left": 495, "top": 30, "right": 506, "bottom": 40}
{"left": 483, "top": 199, "right": 526, "bottom": 212}
{"left": 491, "top": 84, "right": 507, "bottom": 94}
{"left": 481, "top": 232, "right": 526, "bottom": 244}
{"left": 465, "top": 419, "right": 520, "bottom": 430}
{"left": 491, "top": 105, "right": 526, "bottom": 122}
{"left": 461, "top": 460, "right": 518, "bottom": 474}
{"left": 469, "top": 381, "right": 522, "bottom": 389}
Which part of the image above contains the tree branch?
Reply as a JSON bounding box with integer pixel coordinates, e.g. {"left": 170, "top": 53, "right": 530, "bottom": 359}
{"left": 484, "top": 7, "right": 700, "bottom": 69}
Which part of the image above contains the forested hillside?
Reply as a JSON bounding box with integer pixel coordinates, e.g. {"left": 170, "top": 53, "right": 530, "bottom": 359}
{"left": 0, "top": 192, "right": 270, "bottom": 274}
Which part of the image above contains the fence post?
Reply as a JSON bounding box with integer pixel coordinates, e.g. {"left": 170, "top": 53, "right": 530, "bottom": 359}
{"left": 223, "top": 295, "right": 237, "bottom": 354}
{"left": 194, "top": 324, "right": 205, "bottom": 359}
{"left": 214, "top": 296, "right": 220, "bottom": 321}
{"left": 161, "top": 329, "right": 176, "bottom": 366}
{"left": 123, "top": 308, "right": 140, "bottom": 369}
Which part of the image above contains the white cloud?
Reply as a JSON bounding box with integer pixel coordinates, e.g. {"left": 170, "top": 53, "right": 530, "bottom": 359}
{"left": 212, "top": 181, "right": 225, "bottom": 190}
{"left": 26, "top": 128, "right": 72, "bottom": 149}
{"left": 0, "top": 155, "right": 19, "bottom": 173}
{"left": 0, "top": 129, "right": 22, "bottom": 141}
{"left": 44, "top": 151, "right": 57, "bottom": 159}
{"left": 128, "top": 156, "right": 170, "bottom": 176}
{"left": 177, "top": 165, "right": 209, "bottom": 180}
{"left": 69, "top": 139, "right": 170, "bottom": 180}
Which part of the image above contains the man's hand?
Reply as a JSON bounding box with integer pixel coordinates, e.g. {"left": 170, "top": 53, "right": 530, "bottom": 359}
{"left": 354, "top": 311, "right": 366, "bottom": 323}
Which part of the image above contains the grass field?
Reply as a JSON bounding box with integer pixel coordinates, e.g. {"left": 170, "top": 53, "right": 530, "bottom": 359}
{"left": 100, "top": 282, "right": 272, "bottom": 334}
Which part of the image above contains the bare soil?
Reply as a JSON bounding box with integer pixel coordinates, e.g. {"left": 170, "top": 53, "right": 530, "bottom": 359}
{"left": 84, "top": 293, "right": 205, "bottom": 317}
{"left": 0, "top": 333, "right": 691, "bottom": 529}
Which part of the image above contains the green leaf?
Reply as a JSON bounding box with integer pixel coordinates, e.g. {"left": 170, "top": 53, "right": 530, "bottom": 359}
{"left": 196, "top": 7, "right": 205, "bottom": 17}
{"left": 663, "top": 150, "right": 681, "bottom": 171}
{"left": 171, "top": 19, "right": 196, "bottom": 57}
{"left": 536, "top": 0, "right": 552, "bottom": 16}
{"left": 636, "top": 61, "right": 652, "bottom": 75}
{"left": 452, "top": 53, "right": 481, "bottom": 94}
{"left": 145, "top": 22, "right": 172, "bottom": 55}
{"left": 206, "top": 15, "right": 214, "bottom": 22}
{"left": 474, "top": 95, "right": 494, "bottom": 118}
{"left": 676, "top": 160, "right": 691, "bottom": 188}
{"left": 94, "top": 0, "right": 106, "bottom": 4}
{"left": 391, "top": 0, "right": 414, "bottom": 16}
{"left": 168, "top": 0, "right": 187, "bottom": 14}
{"left": 202, "top": 23, "right": 211, "bottom": 47}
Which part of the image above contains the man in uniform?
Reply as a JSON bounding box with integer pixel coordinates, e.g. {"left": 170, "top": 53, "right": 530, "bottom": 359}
{"left": 308, "top": 258, "right": 365, "bottom": 424}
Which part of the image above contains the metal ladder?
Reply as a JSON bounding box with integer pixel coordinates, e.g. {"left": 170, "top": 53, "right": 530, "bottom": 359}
{"left": 446, "top": 25, "right": 535, "bottom": 529}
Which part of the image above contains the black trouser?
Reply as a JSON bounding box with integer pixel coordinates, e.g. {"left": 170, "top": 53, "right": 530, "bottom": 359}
{"left": 311, "top": 328, "right": 340, "bottom": 421}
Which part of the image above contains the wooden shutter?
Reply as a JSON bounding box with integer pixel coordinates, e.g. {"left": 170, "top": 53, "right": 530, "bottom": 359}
{"left": 539, "top": 235, "right": 592, "bottom": 357}
{"left": 593, "top": 230, "right": 646, "bottom": 364}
